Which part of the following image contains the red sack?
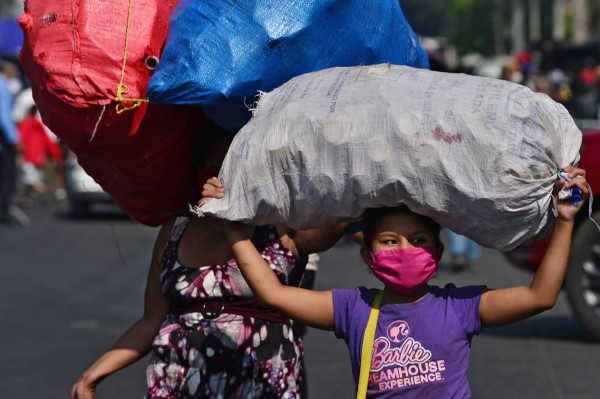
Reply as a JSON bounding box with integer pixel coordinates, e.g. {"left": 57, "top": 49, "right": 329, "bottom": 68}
{"left": 19, "top": 0, "right": 173, "bottom": 109}
{"left": 19, "top": 0, "right": 205, "bottom": 226}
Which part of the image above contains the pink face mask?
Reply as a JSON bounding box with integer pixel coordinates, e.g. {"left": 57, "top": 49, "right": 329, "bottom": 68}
{"left": 369, "top": 247, "right": 438, "bottom": 295}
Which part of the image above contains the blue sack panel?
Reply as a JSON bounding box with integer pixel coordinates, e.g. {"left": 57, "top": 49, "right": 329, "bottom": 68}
{"left": 148, "top": 0, "right": 429, "bottom": 132}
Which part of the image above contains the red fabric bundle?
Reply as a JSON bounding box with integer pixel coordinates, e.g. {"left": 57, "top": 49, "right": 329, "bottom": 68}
{"left": 19, "top": 0, "right": 173, "bottom": 108}
{"left": 18, "top": 0, "right": 205, "bottom": 226}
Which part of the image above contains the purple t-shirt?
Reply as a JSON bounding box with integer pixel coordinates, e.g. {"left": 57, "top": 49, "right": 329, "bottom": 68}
{"left": 333, "top": 284, "right": 485, "bottom": 398}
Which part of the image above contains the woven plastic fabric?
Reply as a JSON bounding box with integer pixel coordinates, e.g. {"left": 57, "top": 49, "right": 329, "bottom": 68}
{"left": 199, "top": 64, "right": 582, "bottom": 251}
{"left": 19, "top": 0, "right": 176, "bottom": 107}
{"left": 41, "top": 100, "right": 204, "bottom": 227}
{"left": 19, "top": 0, "right": 206, "bottom": 226}
{"left": 147, "top": 0, "right": 429, "bottom": 132}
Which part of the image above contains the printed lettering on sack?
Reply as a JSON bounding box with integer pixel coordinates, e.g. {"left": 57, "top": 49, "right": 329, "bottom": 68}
{"left": 266, "top": 81, "right": 300, "bottom": 118}
{"left": 369, "top": 320, "right": 446, "bottom": 391}
{"left": 327, "top": 70, "right": 351, "bottom": 114}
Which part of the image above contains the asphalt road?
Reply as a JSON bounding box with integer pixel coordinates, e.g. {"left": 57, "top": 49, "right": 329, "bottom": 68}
{"left": 1, "top": 202, "right": 600, "bottom": 398}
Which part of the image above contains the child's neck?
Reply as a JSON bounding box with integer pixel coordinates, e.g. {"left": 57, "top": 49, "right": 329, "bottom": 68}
{"left": 383, "top": 285, "right": 430, "bottom": 304}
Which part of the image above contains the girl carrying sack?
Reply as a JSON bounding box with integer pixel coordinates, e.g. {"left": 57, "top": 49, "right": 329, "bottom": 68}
{"left": 198, "top": 64, "right": 583, "bottom": 251}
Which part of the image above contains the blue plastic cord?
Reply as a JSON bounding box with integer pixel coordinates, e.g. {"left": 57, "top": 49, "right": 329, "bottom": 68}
{"left": 557, "top": 168, "right": 582, "bottom": 206}
{"left": 556, "top": 168, "right": 600, "bottom": 232}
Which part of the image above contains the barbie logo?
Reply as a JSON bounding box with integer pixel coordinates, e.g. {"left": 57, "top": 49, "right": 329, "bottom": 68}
{"left": 387, "top": 320, "right": 410, "bottom": 343}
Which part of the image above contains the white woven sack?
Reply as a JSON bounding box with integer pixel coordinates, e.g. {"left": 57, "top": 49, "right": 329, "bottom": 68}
{"left": 198, "top": 64, "right": 582, "bottom": 251}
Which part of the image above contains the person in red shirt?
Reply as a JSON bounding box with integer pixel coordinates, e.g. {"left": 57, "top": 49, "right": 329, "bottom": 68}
{"left": 17, "top": 105, "right": 63, "bottom": 197}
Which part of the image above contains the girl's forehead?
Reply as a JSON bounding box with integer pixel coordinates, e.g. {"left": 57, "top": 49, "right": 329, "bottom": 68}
{"left": 376, "top": 211, "right": 430, "bottom": 234}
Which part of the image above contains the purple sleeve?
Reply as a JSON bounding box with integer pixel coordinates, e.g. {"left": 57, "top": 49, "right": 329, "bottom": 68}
{"left": 445, "top": 284, "right": 486, "bottom": 337}
{"left": 332, "top": 288, "right": 360, "bottom": 340}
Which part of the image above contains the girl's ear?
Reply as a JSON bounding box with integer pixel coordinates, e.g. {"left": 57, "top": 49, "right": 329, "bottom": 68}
{"left": 436, "top": 243, "right": 445, "bottom": 263}
{"left": 360, "top": 247, "right": 373, "bottom": 266}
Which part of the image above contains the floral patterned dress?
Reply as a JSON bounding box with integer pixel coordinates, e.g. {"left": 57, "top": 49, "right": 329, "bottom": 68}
{"left": 146, "top": 216, "right": 307, "bottom": 399}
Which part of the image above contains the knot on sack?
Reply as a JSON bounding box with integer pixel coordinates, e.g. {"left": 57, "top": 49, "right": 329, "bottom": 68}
{"left": 189, "top": 202, "right": 208, "bottom": 218}
{"left": 555, "top": 167, "right": 600, "bottom": 232}
{"left": 115, "top": 82, "right": 148, "bottom": 114}
{"left": 114, "top": 0, "right": 150, "bottom": 114}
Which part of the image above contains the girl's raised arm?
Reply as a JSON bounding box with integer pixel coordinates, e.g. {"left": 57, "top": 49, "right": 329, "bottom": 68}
{"left": 479, "top": 166, "right": 589, "bottom": 327}
{"left": 223, "top": 221, "right": 335, "bottom": 331}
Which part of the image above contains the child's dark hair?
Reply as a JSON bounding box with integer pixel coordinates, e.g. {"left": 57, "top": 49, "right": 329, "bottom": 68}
{"left": 362, "top": 205, "right": 442, "bottom": 249}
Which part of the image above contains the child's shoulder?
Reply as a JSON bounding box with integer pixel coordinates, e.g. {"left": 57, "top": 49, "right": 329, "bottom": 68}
{"left": 332, "top": 286, "right": 378, "bottom": 307}
{"left": 429, "top": 283, "right": 487, "bottom": 300}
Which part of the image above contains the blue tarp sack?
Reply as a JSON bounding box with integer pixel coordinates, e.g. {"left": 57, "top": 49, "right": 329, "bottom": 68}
{"left": 147, "top": 0, "right": 430, "bottom": 132}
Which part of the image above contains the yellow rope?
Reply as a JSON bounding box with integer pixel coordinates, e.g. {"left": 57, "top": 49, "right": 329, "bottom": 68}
{"left": 115, "top": 0, "right": 149, "bottom": 114}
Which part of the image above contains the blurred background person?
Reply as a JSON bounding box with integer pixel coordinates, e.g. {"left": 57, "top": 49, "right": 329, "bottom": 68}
{"left": 0, "top": 60, "right": 19, "bottom": 224}
{"left": 0, "top": 57, "right": 21, "bottom": 95}
{"left": 13, "top": 87, "right": 67, "bottom": 202}
{"left": 447, "top": 229, "right": 482, "bottom": 272}
{"left": 17, "top": 104, "right": 64, "bottom": 203}
{"left": 546, "top": 68, "right": 573, "bottom": 105}
{"left": 570, "top": 58, "right": 599, "bottom": 119}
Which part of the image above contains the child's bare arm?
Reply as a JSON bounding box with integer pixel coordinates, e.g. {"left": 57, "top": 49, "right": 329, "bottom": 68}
{"left": 293, "top": 223, "right": 353, "bottom": 255}
{"left": 479, "top": 166, "right": 589, "bottom": 327}
{"left": 223, "top": 222, "right": 335, "bottom": 330}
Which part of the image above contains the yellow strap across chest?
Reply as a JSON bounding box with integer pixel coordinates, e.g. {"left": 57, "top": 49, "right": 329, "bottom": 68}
{"left": 356, "top": 290, "right": 383, "bottom": 399}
